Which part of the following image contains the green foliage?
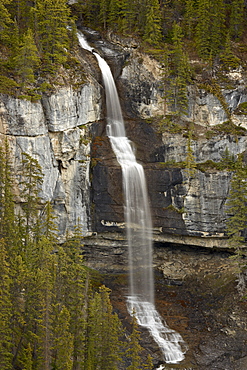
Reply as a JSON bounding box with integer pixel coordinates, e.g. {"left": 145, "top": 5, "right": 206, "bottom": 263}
{"left": 219, "top": 33, "right": 241, "bottom": 72}
{"left": 185, "top": 129, "right": 197, "bottom": 177}
{"left": 234, "top": 102, "right": 247, "bottom": 116}
{"left": 229, "top": 0, "right": 245, "bottom": 40}
{"left": 199, "top": 81, "right": 231, "bottom": 119}
{"left": 0, "top": 239, "right": 13, "bottom": 369}
{"left": 14, "top": 28, "right": 40, "bottom": 85}
{"left": 86, "top": 285, "right": 123, "bottom": 370}
{"left": 195, "top": 0, "right": 226, "bottom": 60}
{"left": 226, "top": 155, "right": 247, "bottom": 247}
{"left": 19, "top": 152, "right": 43, "bottom": 244}
{"left": 0, "top": 0, "right": 13, "bottom": 44}
{"left": 126, "top": 314, "right": 143, "bottom": 370}
{"left": 35, "top": 0, "right": 71, "bottom": 68}
{"left": 143, "top": 0, "right": 162, "bottom": 45}
{"left": 226, "top": 154, "right": 247, "bottom": 296}
{"left": 162, "top": 23, "right": 192, "bottom": 116}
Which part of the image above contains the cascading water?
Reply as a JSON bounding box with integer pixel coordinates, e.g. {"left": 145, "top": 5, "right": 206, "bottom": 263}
{"left": 78, "top": 32, "right": 187, "bottom": 364}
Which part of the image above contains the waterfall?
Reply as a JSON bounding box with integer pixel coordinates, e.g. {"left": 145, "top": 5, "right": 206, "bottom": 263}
{"left": 78, "top": 32, "right": 187, "bottom": 364}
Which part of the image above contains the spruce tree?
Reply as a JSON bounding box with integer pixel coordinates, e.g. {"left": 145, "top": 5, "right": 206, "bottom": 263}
{"left": 14, "top": 28, "right": 40, "bottom": 86}
{"left": 99, "top": 0, "right": 108, "bottom": 30}
{"left": 56, "top": 227, "right": 87, "bottom": 369}
{"left": 185, "top": 130, "right": 197, "bottom": 177}
{"left": 52, "top": 306, "right": 74, "bottom": 370}
{"left": 0, "top": 239, "right": 13, "bottom": 370}
{"left": 35, "top": 0, "right": 71, "bottom": 68}
{"left": 108, "top": 0, "right": 121, "bottom": 31}
{"left": 195, "top": 0, "right": 211, "bottom": 59}
{"left": 86, "top": 286, "right": 123, "bottom": 370}
{"left": 19, "top": 152, "right": 43, "bottom": 245}
{"left": 229, "top": 0, "right": 245, "bottom": 40}
{"left": 183, "top": 0, "right": 196, "bottom": 40}
{"left": 226, "top": 154, "right": 247, "bottom": 296}
{"left": 0, "top": 140, "right": 15, "bottom": 252}
{"left": 143, "top": 0, "right": 162, "bottom": 45}
{"left": 165, "top": 23, "right": 191, "bottom": 116}
{"left": 226, "top": 155, "right": 247, "bottom": 247}
{"left": 0, "top": 0, "right": 12, "bottom": 45}
{"left": 126, "top": 315, "right": 143, "bottom": 370}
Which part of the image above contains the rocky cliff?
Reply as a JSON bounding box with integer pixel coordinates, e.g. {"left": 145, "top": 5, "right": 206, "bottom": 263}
{"left": 1, "top": 28, "right": 247, "bottom": 247}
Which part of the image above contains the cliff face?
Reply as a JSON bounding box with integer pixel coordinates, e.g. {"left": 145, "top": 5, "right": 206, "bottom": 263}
{"left": 1, "top": 30, "right": 247, "bottom": 246}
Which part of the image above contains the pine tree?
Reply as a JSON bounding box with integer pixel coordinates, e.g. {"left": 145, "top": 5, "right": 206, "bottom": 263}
{"left": 165, "top": 23, "right": 191, "bottom": 116}
{"left": 185, "top": 130, "right": 197, "bottom": 177}
{"left": 226, "top": 154, "right": 247, "bottom": 247}
{"left": 35, "top": 0, "right": 71, "bottom": 68}
{"left": 52, "top": 306, "right": 74, "bottom": 370}
{"left": 20, "top": 343, "right": 33, "bottom": 370}
{"left": 86, "top": 286, "right": 123, "bottom": 370}
{"left": 219, "top": 32, "right": 240, "bottom": 72}
{"left": 108, "top": 0, "right": 121, "bottom": 31}
{"left": 143, "top": 0, "right": 162, "bottom": 45}
{"left": 229, "top": 0, "right": 245, "bottom": 40}
{"left": 55, "top": 227, "right": 87, "bottom": 369}
{"left": 0, "top": 0, "right": 13, "bottom": 44}
{"left": 210, "top": 0, "right": 226, "bottom": 59}
{"left": 99, "top": 0, "right": 108, "bottom": 30}
{"left": 183, "top": 0, "right": 196, "bottom": 40}
{"left": 6, "top": 0, "right": 31, "bottom": 33}
{"left": 0, "top": 239, "right": 13, "bottom": 369}
{"left": 19, "top": 152, "right": 43, "bottom": 245}
{"left": 14, "top": 28, "right": 40, "bottom": 85}
{"left": 195, "top": 0, "right": 211, "bottom": 59}
{"left": 0, "top": 140, "right": 15, "bottom": 251}
{"left": 226, "top": 154, "right": 247, "bottom": 296}
{"left": 126, "top": 314, "right": 143, "bottom": 370}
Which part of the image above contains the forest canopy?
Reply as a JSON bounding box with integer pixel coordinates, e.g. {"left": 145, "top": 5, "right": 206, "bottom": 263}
{"left": 0, "top": 0, "right": 246, "bottom": 98}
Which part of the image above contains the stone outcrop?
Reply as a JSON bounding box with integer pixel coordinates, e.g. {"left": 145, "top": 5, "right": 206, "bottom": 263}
{"left": 0, "top": 78, "right": 102, "bottom": 239}
{"left": 1, "top": 29, "right": 247, "bottom": 246}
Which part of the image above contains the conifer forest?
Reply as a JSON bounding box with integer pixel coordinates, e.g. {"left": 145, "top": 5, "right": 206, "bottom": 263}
{"left": 1, "top": 0, "right": 247, "bottom": 369}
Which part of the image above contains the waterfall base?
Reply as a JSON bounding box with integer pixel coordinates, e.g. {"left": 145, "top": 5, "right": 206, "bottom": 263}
{"left": 127, "top": 296, "right": 187, "bottom": 364}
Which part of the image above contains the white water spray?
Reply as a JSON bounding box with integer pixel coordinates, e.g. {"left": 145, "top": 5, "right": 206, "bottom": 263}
{"left": 78, "top": 32, "right": 186, "bottom": 363}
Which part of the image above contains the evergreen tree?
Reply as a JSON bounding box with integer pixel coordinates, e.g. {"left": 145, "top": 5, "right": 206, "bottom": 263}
{"left": 226, "top": 154, "right": 247, "bottom": 247}
{"left": 195, "top": 0, "right": 212, "bottom": 59}
{"left": 108, "top": 0, "right": 121, "bottom": 31}
{"left": 126, "top": 314, "right": 143, "bottom": 370}
{"left": 14, "top": 28, "right": 40, "bottom": 85}
{"left": 0, "top": 0, "right": 13, "bottom": 44}
{"left": 0, "top": 140, "right": 15, "bottom": 251}
{"left": 185, "top": 130, "right": 197, "bottom": 177}
{"left": 6, "top": 0, "right": 31, "bottom": 33}
{"left": 229, "top": 0, "right": 245, "bottom": 40}
{"left": 226, "top": 154, "right": 247, "bottom": 295}
{"left": 165, "top": 23, "right": 191, "bottom": 116}
{"left": 52, "top": 306, "right": 74, "bottom": 370}
{"left": 86, "top": 286, "right": 123, "bottom": 370}
{"left": 143, "top": 0, "right": 162, "bottom": 45}
{"left": 195, "top": 0, "right": 226, "bottom": 60}
{"left": 183, "top": 0, "right": 196, "bottom": 40}
{"left": 210, "top": 0, "right": 226, "bottom": 58}
{"left": 19, "top": 152, "right": 43, "bottom": 245}
{"left": 99, "top": 0, "right": 108, "bottom": 30}
{"left": 35, "top": 0, "right": 71, "bottom": 68}
{"left": 19, "top": 343, "right": 33, "bottom": 370}
{"left": 55, "top": 227, "right": 87, "bottom": 369}
{"left": 219, "top": 32, "right": 240, "bottom": 72}
{"left": 0, "top": 239, "right": 13, "bottom": 369}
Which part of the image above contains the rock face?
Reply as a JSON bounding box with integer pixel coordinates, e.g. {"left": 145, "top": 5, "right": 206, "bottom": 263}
{"left": 0, "top": 29, "right": 247, "bottom": 245}
{"left": 0, "top": 77, "right": 102, "bottom": 238}
{"left": 1, "top": 29, "right": 247, "bottom": 369}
